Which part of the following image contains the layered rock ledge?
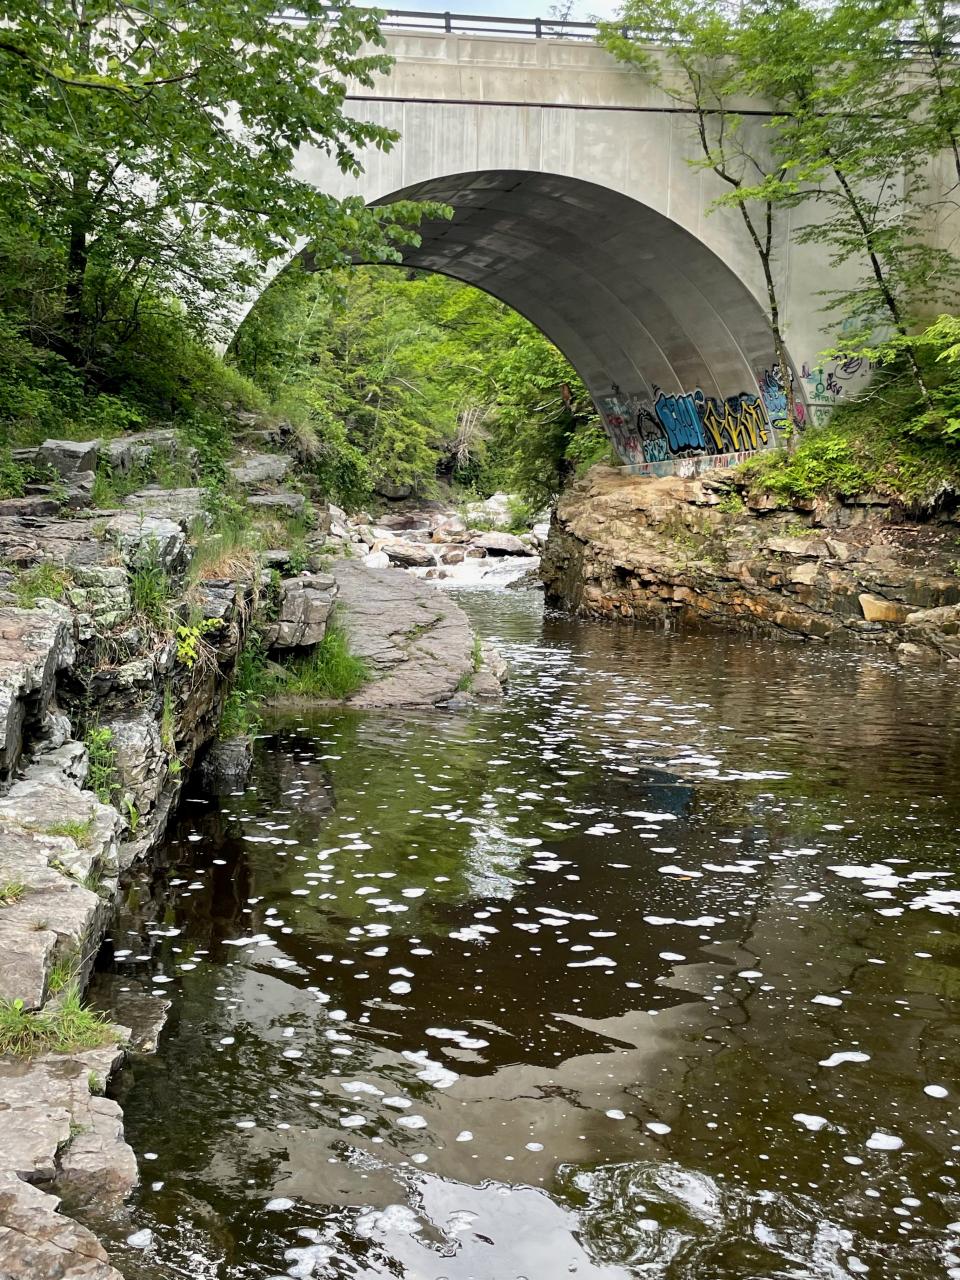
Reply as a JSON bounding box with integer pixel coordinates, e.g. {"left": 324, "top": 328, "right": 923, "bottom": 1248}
{"left": 541, "top": 466, "right": 960, "bottom": 659}
{"left": 0, "top": 432, "right": 507, "bottom": 1278}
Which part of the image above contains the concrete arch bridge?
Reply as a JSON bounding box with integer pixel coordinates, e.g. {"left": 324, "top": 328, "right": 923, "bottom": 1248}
{"left": 278, "top": 10, "right": 957, "bottom": 476}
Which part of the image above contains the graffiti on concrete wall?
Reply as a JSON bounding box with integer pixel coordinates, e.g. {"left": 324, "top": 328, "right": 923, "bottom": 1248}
{"left": 800, "top": 316, "right": 876, "bottom": 425}
{"left": 801, "top": 355, "right": 871, "bottom": 425}
{"left": 597, "top": 385, "right": 772, "bottom": 469}
{"left": 755, "top": 365, "right": 806, "bottom": 430}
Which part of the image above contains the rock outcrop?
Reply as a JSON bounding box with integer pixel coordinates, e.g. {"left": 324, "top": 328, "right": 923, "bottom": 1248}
{"left": 332, "top": 562, "right": 504, "bottom": 707}
{"left": 541, "top": 466, "right": 960, "bottom": 657}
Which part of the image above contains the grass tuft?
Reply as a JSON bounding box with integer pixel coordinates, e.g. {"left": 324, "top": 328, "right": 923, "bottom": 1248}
{"left": 43, "top": 818, "right": 94, "bottom": 847}
{"left": 11, "top": 562, "right": 71, "bottom": 608}
{"left": 0, "top": 987, "right": 118, "bottom": 1057}
{"left": 266, "top": 622, "right": 367, "bottom": 700}
{"left": 129, "top": 541, "right": 174, "bottom": 628}
{"left": 0, "top": 881, "right": 25, "bottom": 906}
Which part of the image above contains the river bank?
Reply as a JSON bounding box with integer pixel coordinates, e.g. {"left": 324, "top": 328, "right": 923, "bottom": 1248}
{"left": 541, "top": 464, "right": 960, "bottom": 660}
{"left": 0, "top": 427, "right": 512, "bottom": 1277}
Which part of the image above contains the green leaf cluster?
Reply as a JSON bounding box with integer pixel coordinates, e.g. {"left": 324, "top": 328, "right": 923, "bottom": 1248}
{"left": 234, "top": 263, "right": 606, "bottom": 508}
{"left": 0, "top": 0, "right": 440, "bottom": 411}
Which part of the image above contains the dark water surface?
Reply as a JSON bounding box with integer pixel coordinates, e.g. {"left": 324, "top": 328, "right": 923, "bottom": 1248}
{"left": 95, "top": 589, "right": 960, "bottom": 1279}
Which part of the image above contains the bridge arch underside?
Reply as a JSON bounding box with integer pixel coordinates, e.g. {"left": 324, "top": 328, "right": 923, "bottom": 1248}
{"left": 358, "top": 170, "right": 790, "bottom": 474}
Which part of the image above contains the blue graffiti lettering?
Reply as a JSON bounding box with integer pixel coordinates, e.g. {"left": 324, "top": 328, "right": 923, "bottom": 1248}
{"left": 653, "top": 393, "right": 707, "bottom": 454}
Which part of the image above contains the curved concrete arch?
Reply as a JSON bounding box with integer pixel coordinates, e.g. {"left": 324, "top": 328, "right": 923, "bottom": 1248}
{"left": 299, "top": 167, "right": 786, "bottom": 473}
{"left": 374, "top": 169, "right": 776, "bottom": 397}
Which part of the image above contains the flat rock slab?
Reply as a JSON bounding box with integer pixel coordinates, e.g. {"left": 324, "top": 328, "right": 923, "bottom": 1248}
{"left": 121, "top": 489, "right": 207, "bottom": 531}
{"left": 247, "top": 493, "right": 305, "bottom": 514}
{"left": 331, "top": 562, "right": 481, "bottom": 708}
{"left": 0, "top": 515, "right": 119, "bottom": 570}
{"left": 228, "top": 453, "right": 290, "bottom": 486}
{"left": 0, "top": 1172, "right": 124, "bottom": 1280}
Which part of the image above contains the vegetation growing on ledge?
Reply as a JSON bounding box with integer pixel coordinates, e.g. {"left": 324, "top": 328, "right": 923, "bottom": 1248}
{"left": 738, "top": 321, "right": 960, "bottom": 507}
{"left": 220, "top": 618, "right": 368, "bottom": 740}
{"left": 265, "top": 623, "right": 369, "bottom": 702}
{"left": 0, "top": 988, "right": 119, "bottom": 1058}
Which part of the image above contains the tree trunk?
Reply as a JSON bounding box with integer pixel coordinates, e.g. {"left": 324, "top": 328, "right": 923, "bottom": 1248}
{"left": 64, "top": 170, "right": 91, "bottom": 364}
{"left": 830, "top": 164, "right": 933, "bottom": 410}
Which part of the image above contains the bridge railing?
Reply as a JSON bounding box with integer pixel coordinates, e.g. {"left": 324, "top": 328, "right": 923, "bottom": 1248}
{"left": 276, "top": 7, "right": 607, "bottom": 39}
{"left": 375, "top": 9, "right": 601, "bottom": 38}
{"left": 276, "top": 8, "right": 952, "bottom": 49}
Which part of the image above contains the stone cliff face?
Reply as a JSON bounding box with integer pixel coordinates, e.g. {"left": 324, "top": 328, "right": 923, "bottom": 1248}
{"left": 541, "top": 466, "right": 960, "bottom": 660}
{"left": 0, "top": 431, "right": 507, "bottom": 1277}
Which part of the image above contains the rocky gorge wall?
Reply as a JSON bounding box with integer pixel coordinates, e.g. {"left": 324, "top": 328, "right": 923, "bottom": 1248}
{"left": 541, "top": 466, "right": 960, "bottom": 662}
{"left": 0, "top": 428, "right": 507, "bottom": 1277}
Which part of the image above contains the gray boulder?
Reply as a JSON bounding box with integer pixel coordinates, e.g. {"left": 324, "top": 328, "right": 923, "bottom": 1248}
{"left": 383, "top": 540, "right": 436, "bottom": 568}
{"left": 331, "top": 561, "right": 502, "bottom": 708}
{"left": 101, "top": 713, "right": 165, "bottom": 817}
{"left": 103, "top": 428, "right": 182, "bottom": 475}
{"left": 473, "top": 530, "right": 536, "bottom": 556}
{"left": 0, "top": 1172, "right": 126, "bottom": 1280}
{"left": 37, "top": 439, "right": 99, "bottom": 478}
{"left": 0, "top": 606, "right": 75, "bottom": 784}
{"left": 265, "top": 573, "right": 337, "bottom": 649}
{"left": 106, "top": 512, "right": 188, "bottom": 573}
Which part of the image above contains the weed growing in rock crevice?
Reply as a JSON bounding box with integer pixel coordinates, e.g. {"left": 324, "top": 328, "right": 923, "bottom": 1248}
{"left": 129, "top": 541, "right": 174, "bottom": 628}
{"left": 0, "top": 988, "right": 118, "bottom": 1057}
{"left": 84, "top": 726, "right": 119, "bottom": 806}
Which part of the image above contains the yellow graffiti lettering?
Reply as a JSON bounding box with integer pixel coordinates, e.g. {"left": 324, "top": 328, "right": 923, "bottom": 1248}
{"left": 699, "top": 399, "right": 726, "bottom": 452}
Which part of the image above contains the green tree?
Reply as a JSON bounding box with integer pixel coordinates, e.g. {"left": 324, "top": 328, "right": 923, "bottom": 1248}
{"left": 599, "top": 0, "right": 800, "bottom": 430}
{"left": 233, "top": 263, "right": 604, "bottom": 508}
{"left": 734, "top": 0, "right": 959, "bottom": 404}
{"left": 0, "top": 0, "right": 433, "bottom": 368}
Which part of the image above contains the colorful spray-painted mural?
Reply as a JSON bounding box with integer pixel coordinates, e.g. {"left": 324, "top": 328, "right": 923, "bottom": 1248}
{"left": 597, "top": 383, "right": 776, "bottom": 475}
{"left": 755, "top": 364, "right": 807, "bottom": 431}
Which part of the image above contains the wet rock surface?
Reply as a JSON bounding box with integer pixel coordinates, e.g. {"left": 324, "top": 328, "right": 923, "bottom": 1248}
{"left": 0, "top": 1172, "right": 124, "bottom": 1280}
{"left": 542, "top": 465, "right": 960, "bottom": 654}
{"left": 198, "top": 736, "right": 254, "bottom": 795}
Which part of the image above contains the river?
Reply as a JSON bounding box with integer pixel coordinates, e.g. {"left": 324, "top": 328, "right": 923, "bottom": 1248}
{"left": 92, "top": 584, "right": 960, "bottom": 1279}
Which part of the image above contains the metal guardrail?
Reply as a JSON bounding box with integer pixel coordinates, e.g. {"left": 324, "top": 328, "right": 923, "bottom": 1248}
{"left": 276, "top": 7, "right": 957, "bottom": 50}
{"left": 276, "top": 7, "right": 606, "bottom": 39}
{"left": 375, "top": 9, "right": 602, "bottom": 39}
